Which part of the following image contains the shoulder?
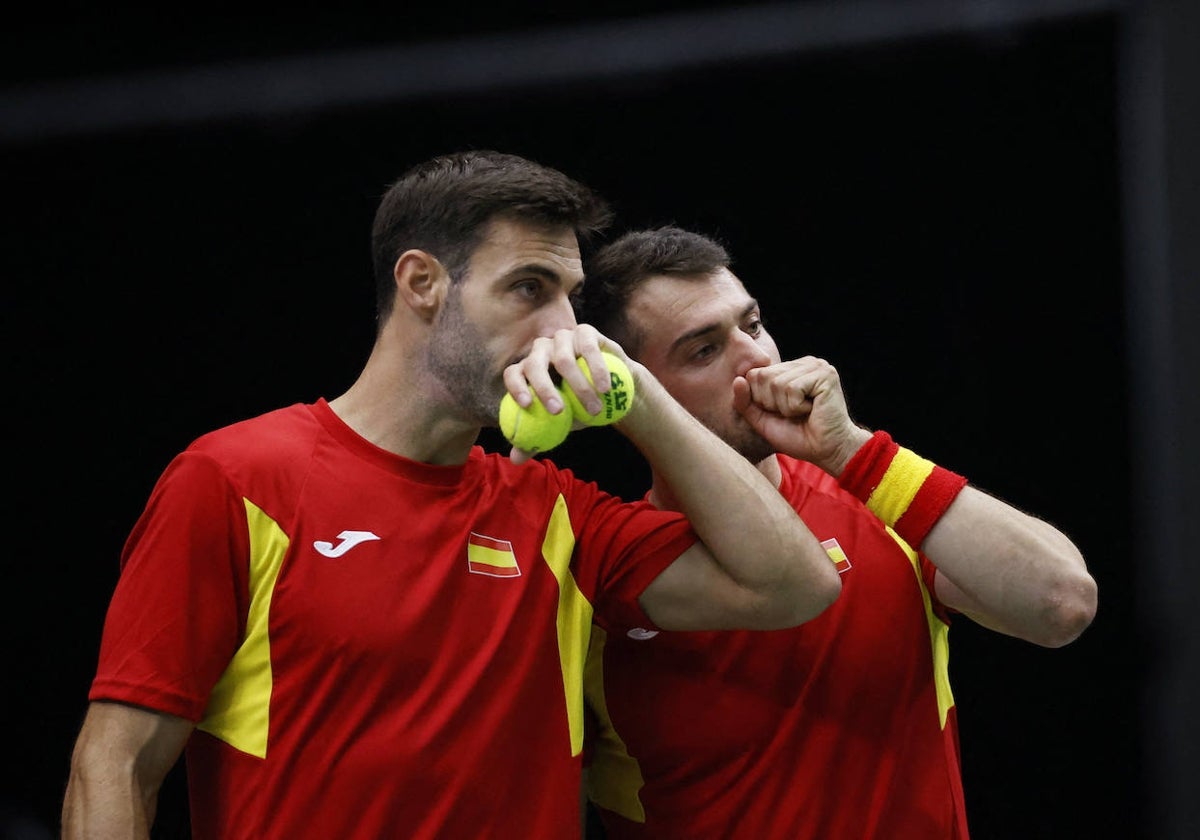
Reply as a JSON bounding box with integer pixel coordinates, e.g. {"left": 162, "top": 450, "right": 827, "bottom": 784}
{"left": 174, "top": 403, "right": 322, "bottom": 503}
{"left": 777, "top": 454, "right": 891, "bottom": 529}
{"left": 471, "top": 448, "right": 598, "bottom": 496}
{"left": 468, "top": 449, "right": 680, "bottom": 535}
{"left": 777, "top": 454, "right": 851, "bottom": 501}
{"left": 187, "top": 403, "right": 321, "bottom": 464}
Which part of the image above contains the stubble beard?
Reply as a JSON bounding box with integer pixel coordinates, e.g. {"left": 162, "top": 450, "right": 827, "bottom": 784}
{"left": 729, "top": 424, "right": 776, "bottom": 467}
{"left": 694, "top": 405, "right": 775, "bottom": 467}
{"left": 426, "top": 284, "right": 504, "bottom": 427}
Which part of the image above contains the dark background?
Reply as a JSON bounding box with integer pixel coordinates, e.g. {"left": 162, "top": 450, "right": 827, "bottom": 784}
{"left": 3, "top": 2, "right": 1196, "bottom": 838}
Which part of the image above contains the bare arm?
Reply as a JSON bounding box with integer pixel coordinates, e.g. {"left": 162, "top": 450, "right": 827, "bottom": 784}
{"left": 741, "top": 356, "right": 1098, "bottom": 648}
{"left": 921, "top": 488, "right": 1096, "bottom": 647}
{"left": 505, "top": 328, "right": 841, "bottom": 632}
{"left": 624, "top": 371, "right": 841, "bottom": 630}
{"left": 62, "top": 701, "right": 194, "bottom": 840}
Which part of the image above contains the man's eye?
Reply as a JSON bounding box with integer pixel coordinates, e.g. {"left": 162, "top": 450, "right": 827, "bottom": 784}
{"left": 745, "top": 319, "right": 763, "bottom": 336}
{"left": 514, "top": 279, "right": 541, "bottom": 298}
{"left": 693, "top": 344, "right": 716, "bottom": 360}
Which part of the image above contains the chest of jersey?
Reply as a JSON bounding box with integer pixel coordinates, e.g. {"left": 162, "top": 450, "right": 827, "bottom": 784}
{"left": 596, "top": 491, "right": 940, "bottom": 769}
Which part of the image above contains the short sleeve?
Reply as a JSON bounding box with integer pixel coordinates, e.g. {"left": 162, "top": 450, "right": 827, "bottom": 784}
{"left": 560, "top": 474, "right": 698, "bottom": 634}
{"left": 89, "top": 450, "right": 250, "bottom": 721}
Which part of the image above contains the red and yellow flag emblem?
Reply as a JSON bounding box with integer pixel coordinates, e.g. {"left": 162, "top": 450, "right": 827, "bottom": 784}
{"left": 467, "top": 532, "right": 521, "bottom": 578}
{"left": 821, "top": 537, "right": 852, "bottom": 575}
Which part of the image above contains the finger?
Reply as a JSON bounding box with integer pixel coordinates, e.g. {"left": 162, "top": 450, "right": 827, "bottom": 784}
{"left": 748, "top": 358, "right": 831, "bottom": 416}
{"left": 579, "top": 337, "right": 634, "bottom": 398}
{"left": 519, "top": 336, "right": 566, "bottom": 415}
{"left": 576, "top": 350, "right": 611, "bottom": 394}
{"left": 772, "top": 366, "right": 820, "bottom": 417}
{"left": 502, "top": 337, "right": 565, "bottom": 414}
{"left": 553, "top": 329, "right": 604, "bottom": 416}
{"left": 747, "top": 366, "right": 811, "bottom": 415}
{"left": 502, "top": 361, "right": 535, "bottom": 408}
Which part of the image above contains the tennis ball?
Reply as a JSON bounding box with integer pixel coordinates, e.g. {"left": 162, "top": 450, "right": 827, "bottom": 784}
{"left": 562, "top": 350, "right": 636, "bottom": 427}
{"left": 498, "top": 389, "right": 572, "bottom": 454}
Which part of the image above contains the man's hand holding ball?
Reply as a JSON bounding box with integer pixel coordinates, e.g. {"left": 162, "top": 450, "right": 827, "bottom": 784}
{"left": 500, "top": 350, "right": 635, "bottom": 457}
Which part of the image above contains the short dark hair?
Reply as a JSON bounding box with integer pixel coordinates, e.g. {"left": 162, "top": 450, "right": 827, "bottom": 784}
{"left": 371, "top": 150, "right": 613, "bottom": 321}
{"left": 580, "top": 225, "right": 731, "bottom": 357}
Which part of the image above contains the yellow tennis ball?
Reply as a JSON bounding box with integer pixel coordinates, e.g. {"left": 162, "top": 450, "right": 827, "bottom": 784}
{"left": 498, "top": 389, "right": 572, "bottom": 454}
{"left": 563, "top": 350, "right": 636, "bottom": 427}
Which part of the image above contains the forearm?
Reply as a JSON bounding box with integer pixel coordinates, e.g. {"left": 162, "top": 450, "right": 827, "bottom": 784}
{"left": 923, "top": 487, "right": 1097, "bottom": 646}
{"left": 62, "top": 748, "right": 155, "bottom": 840}
{"left": 838, "top": 431, "right": 1097, "bottom": 647}
{"left": 620, "top": 366, "right": 839, "bottom": 624}
{"left": 62, "top": 702, "right": 190, "bottom": 840}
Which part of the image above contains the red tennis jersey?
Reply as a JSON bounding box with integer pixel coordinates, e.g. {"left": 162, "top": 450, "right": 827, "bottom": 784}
{"left": 584, "top": 454, "right": 969, "bottom": 839}
{"left": 89, "top": 399, "right": 697, "bottom": 840}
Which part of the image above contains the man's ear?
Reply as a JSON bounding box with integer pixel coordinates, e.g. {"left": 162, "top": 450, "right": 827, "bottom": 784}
{"left": 393, "top": 249, "right": 448, "bottom": 321}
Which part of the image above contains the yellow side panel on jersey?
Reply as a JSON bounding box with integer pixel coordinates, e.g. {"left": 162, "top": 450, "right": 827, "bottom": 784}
{"left": 542, "top": 494, "right": 595, "bottom": 757}
{"left": 886, "top": 526, "right": 954, "bottom": 728}
{"left": 196, "top": 498, "right": 288, "bottom": 757}
{"left": 583, "top": 625, "right": 647, "bottom": 822}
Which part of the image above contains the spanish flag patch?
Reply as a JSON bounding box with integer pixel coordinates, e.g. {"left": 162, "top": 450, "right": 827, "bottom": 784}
{"left": 821, "top": 537, "right": 853, "bottom": 575}
{"left": 467, "top": 532, "right": 521, "bottom": 578}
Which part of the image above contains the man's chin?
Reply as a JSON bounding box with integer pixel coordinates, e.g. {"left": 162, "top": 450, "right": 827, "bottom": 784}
{"left": 733, "top": 435, "right": 776, "bottom": 466}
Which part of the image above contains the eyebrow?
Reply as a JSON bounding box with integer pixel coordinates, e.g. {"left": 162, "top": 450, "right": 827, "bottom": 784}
{"left": 506, "top": 264, "right": 559, "bottom": 282}
{"left": 667, "top": 298, "right": 760, "bottom": 354}
{"left": 503, "top": 263, "right": 584, "bottom": 292}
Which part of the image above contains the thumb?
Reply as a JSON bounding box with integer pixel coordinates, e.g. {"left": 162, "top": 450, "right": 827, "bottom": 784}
{"left": 732, "top": 376, "right": 753, "bottom": 414}
{"left": 733, "top": 376, "right": 770, "bottom": 432}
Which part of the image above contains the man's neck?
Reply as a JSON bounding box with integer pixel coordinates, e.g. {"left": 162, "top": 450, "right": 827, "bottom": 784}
{"left": 328, "top": 342, "right": 482, "bottom": 467}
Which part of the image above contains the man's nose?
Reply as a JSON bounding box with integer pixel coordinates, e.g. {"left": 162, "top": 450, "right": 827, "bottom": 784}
{"left": 732, "top": 329, "right": 773, "bottom": 375}
{"left": 539, "top": 292, "right": 579, "bottom": 335}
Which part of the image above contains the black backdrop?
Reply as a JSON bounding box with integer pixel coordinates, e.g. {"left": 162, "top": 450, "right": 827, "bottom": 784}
{"left": 4, "top": 10, "right": 1142, "bottom": 839}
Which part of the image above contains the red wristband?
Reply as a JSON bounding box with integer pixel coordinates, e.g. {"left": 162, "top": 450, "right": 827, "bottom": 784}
{"left": 838, "top": 430, "right": 900, "bottom": 502}
{"left": 838, "top": 430, "right": 967, "bottom": 548}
